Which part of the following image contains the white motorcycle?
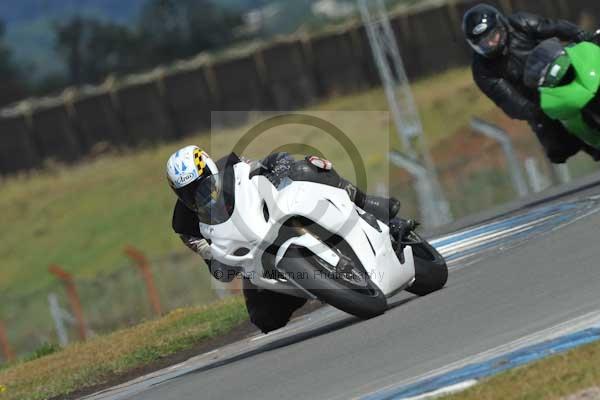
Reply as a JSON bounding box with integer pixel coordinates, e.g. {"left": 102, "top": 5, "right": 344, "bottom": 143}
{"left": 201, "top": 161, "right": 448, "bottom": 318}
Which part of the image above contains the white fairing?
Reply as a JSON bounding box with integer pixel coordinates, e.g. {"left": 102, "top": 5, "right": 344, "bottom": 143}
{"left": 200, "top": 162, "right": 415, "bottom": 297}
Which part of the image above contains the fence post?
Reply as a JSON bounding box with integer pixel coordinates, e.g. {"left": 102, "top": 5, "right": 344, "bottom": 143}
{"left": 48, "top": 293, "right": 73, "bottom": 347}
{"left": 389, "top": 151, "right": 451, "bottom": 227}
{"left": 553, "top": 163, "right": 572, "bottom": 184}
{"left": 471, "top": 118, "right": 530, "bottom": 198}
{"left": 359, "top": 0, "right": 453, "bottom": 228}
{"left": 48, "top": 265, "right": 87, "bottom": 341}
{"left": 0, "top": 321, "right": 14, "bottom": 362}
{"left": 125, "top": 246, "right": 162, "bottom": 317}
{"left": 525, "top": 157, "right": 551, "bottom": 193}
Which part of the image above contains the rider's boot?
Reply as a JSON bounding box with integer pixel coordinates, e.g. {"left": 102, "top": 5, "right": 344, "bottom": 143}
{"left": 389, "top": 218, "right": 420, "bottom": 263}
{"left": 362, "top": 195, "right": 401, "bottom": 221}
{"left": 389, "top": 218, "right": 419, "bottom": 242}
{"left": 340, "top": 178, "right": 401, "bottom": 221}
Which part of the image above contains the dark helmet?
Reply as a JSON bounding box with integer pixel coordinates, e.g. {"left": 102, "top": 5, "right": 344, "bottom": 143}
{"left": 462, "top": 4, "right": 508, "bottom": 58}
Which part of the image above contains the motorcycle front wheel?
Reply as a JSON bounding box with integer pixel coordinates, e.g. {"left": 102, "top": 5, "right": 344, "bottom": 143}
{"left": 405, "top": 232, "right": 448, "bottom": 296}
{"left": 278, "top": 245, "right": 387, "bottom": 319}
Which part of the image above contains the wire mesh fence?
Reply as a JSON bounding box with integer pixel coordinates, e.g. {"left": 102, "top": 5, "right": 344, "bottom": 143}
{"left": 0, "top": 250, "right": 222, "bottom": 362}
{"left": 391, "top": 131, "right": 600, "bottom": 222}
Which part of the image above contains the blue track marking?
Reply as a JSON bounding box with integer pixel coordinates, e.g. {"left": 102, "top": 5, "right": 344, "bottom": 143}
{"left": 441, "top": 213, "right": 573, "bottom": 263}
{"left": 363, "top": 327, "right": 600, "bottom": 400}
{"left": 431, "top": 202, "right": 580, "bottom": 249}
{"left": 429, "top": 199, "right": 600, "bottom": 267}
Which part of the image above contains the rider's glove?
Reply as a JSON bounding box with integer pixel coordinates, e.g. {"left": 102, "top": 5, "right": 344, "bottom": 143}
{"left": 575, "top": 30, "right": 590, "bottom": 42}
{"left": 180, "top": 235, "right": 213, "bottom": 260}
{"left": 591, "top": 29, "right": 600, "bottom": 45}
{"left": 576, "top": 29, "right": 600, "bottom": 43}
{"left": 195, "top": 238, "right": 213, "bottom": 260}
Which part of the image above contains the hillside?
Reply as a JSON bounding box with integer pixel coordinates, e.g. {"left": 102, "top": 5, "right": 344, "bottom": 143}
{"left": 0, "top": 0, "right": 401, "bottom": 81}
{"left": 0, "top": 0, "right": 144, "bottom": 25}
{"left": 2, "top": 0, "right": 146, "bottom": 78}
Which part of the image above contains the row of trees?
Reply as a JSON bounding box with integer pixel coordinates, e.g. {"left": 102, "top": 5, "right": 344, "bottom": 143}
{"left": 1, "top": 0, "right": 363, "bottom": 106}
{"left": 55, "top": 0, "right": 244, "bottom": 87}
{"left": 0, "top": 0, "right": 245, "bottom": 107}
{"left": 0, "top": 22, "right": 27, "bottom": 106}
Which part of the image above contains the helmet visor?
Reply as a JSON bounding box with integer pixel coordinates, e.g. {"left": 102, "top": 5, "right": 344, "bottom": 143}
{"left": 195, "top": 173, "right": 231, "bottom": 225}
{"left": 469, "top": 24, "right": 507, "bottom": 57}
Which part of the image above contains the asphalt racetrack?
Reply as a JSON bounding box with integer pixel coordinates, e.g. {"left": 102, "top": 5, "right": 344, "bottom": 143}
{"left": 86, "top": 185, "right": 600, "bottom": 400}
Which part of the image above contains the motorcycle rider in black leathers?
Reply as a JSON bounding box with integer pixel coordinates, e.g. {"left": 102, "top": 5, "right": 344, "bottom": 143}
{"left": 463, "top": 4, "right": 600, "bottom": 163}
{"left": 167, "top": 146, "right": 405, "bottom": 333}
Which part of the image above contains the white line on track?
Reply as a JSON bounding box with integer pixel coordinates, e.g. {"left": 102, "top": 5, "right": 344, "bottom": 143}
{"left": 401, "top": 380, "right": 478, "bottom": 400}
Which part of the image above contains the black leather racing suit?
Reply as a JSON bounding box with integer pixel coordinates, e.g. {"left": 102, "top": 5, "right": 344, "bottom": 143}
{"left": 472, "top": 12, "right": 600, "bottom": 163}
{"left": 172, "top": 152, "right": 399, "bottom": 333}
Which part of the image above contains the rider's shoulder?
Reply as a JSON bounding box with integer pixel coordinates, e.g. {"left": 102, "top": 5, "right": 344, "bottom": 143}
{"left": 215, "top": 152, "right": 242, "bottom": 169}
{"left": 472, "top": 54, "right": 500, "bottom": 76}
{"left": 508, "top": 11, "right": 542, "bottom": 31}
{"left": 172, "top": 200, "right": 201, "bottom": 236}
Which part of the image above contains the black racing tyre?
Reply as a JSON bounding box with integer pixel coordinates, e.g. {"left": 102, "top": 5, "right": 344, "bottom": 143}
{"left": 405, "top": 233, "right": 448, "bottom": 296}
{"left": 278, "top": 245, "right": 387, "bottom": 319}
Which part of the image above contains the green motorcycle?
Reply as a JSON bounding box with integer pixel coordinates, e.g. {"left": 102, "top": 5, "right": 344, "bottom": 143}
{"left": 525, "top": 38, "right": 600, "bottom": 149}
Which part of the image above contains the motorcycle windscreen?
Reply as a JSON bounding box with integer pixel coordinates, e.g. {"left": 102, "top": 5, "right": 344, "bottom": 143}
{"left": 567, "top": 42, "right": 600, "bottom": 93}
{"left": 194, "top": 171, "right": 235, "bottom": 225}
{"left": 540, "top": 42, "right": 600, "bottom": 121}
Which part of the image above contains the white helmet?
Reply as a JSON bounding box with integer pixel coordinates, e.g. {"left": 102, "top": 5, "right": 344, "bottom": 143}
{"left": 166, "top": 145, "right": 221, "bottom": 221}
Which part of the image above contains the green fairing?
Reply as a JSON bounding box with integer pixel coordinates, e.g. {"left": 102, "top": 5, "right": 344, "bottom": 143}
{"left": 540, "top": 42, "right": 600, "bottom": 148}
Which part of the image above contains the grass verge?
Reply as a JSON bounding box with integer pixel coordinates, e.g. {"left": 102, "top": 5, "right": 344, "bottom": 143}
{"left": 444, "top": 338, "right": 600, "bottom": 400}
{"left": 0, "top": 297, "right": 248, "bottom": 400}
